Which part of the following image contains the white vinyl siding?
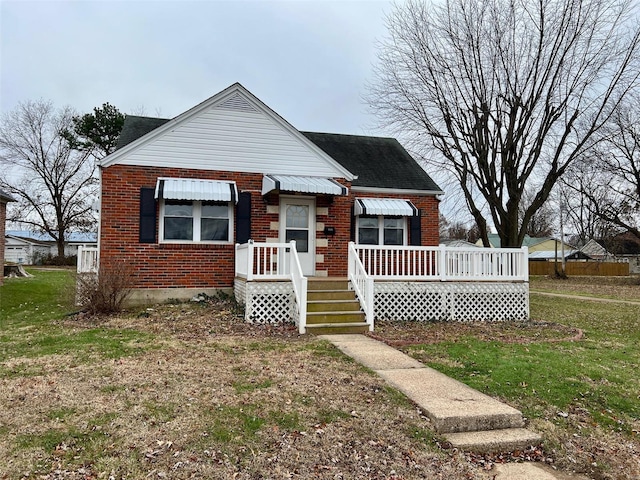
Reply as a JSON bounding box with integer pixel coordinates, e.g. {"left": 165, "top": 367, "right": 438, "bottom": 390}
{"left": 118, "top": 108, "right": 345, "bottom": 177}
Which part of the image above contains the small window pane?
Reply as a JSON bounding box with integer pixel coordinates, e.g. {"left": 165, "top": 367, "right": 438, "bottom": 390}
{"left": 384, "top": 217, "right": 402, "bottom": 228}
{"left": 202, "top": 203, "right": 228, "bottom": 218}
{"left": 286, "top": 230, "right": 309, "bottom": 252}
{"left": 164, "top": 217, "right": 193, "bottom": 240}
{"left": 359, "top": 217, "right": 378, "bottom": 228}
{"left": 201, "top": 218, "right": 229, "bottom": 241}
{"left": 165, "top": 201, "right": 193, "bottom": 217}
{"left": 358, "top": 228, "right": 379, "bottom": 245}
{"left": 286, "top": 205, "right": 309, "bottom": 228}
{"left": 383, "top": 228, "right": 403, "bottom": 245}
{"left": 384, "top": 216, "right": 404, "bottom": 245}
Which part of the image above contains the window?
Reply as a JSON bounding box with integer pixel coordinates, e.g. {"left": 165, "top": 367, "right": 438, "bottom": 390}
{"left": 161, "top": 200, "right": 233, "bottom": 242}
{"left": 284, "top": 204, "right": 309, "bottom": 252}
{"left": 357, "top": 215, "right": 406, "bottom": 245}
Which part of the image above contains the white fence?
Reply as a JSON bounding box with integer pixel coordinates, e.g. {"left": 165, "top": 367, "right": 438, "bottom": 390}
{"left": 77, "top": 246, "right": 99, "bottom": 273}
{"left": 354, "top": 244, "right": 528, "bottom": 281}
{"left": 235, "top": 241, "right": 307, "bottom": 333}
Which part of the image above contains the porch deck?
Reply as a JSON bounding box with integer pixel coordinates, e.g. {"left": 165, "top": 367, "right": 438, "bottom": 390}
{"left": 234, "top": 242, "right": 529, "bottom": 334}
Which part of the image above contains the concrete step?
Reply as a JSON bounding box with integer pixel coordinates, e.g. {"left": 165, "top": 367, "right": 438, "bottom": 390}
{"left": 306, "top": 322, "right": 369, "bottom": 335}
{"left": 307, "top": 289, "right": 356, "bottom": 301}
{"left": 307, "top": 300, "right": 362, "bottom": 312}
{"left": 374, "top": 367, "right": 525, "bottom": 434}
{"left": 444, "top": 428, "right": 542, "bottom": 454}
{"left": 322, "top": 336, "right": 545, "bottom": 456}
{"left": 307, "top": 311, "right": 366, "bottom": 324}
{"left": 308, "top": 278, "right": 349, "bottom": 291}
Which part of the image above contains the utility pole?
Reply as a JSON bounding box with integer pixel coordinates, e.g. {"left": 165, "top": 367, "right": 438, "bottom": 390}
{"left": 560, "top": 200, "right": 566, "bottom": 276}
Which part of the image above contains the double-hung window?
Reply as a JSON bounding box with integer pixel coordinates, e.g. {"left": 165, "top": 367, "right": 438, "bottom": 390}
{"left": 161, "top": 200, "right": 232, "bottom": 243}
{"left": 155, "top": 178, "right": 237, "bottom": 244}
{"left": 356, "top": 215, "right": 407, "bottom": 245}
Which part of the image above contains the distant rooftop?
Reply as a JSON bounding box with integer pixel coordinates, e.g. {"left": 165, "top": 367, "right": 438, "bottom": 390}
{"left": 6, "top": 230, "right": 97, "bottom": 243}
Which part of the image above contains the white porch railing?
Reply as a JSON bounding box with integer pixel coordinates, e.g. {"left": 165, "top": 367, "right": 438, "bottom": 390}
{"left": 348, "top": 242, "right": 374, "bottom": 331}
{"left": 77, "top": 246, "right": 99, "bottom": 273}
{"left": 235, "top": 240, "right": 307, "bottom": 333}
{"left": 354, "top": 244, "right": 528, "bottom": 281}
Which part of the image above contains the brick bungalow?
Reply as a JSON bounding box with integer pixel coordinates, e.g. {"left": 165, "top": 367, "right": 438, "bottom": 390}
{"left": 97, "top": 83, "right": 443, "bottom": 305}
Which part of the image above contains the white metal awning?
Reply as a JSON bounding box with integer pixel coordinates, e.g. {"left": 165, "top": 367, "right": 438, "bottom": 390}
{"left": 354, "top": 198, "right": 418, "bottom": 216}
{"left": 261, "top": 174, "right": 348, "bottom": 196}
{"left": 155, "top": 178, "right": 238, "bottom": 203}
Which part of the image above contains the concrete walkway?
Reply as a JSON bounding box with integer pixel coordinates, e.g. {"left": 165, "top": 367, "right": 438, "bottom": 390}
{"left": 319, "top": 334, "right": 589, "bottom": 480}
{"left": 530, "top": 290, "right": 640, "bottom": 306}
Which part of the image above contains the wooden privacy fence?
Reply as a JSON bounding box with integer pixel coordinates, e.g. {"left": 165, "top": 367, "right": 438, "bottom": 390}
{"left": 529, "top": 261, "right": 629, "bottom": 276}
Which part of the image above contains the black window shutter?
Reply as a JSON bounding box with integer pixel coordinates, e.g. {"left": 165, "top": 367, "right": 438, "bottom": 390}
{"left": 139, "top": 187, "right": 157, "bottom": 243}
{"left": 409, "top": 211, "right": 422, "bottom": 246}
{"left": 350, "top": 206, "right": 356, "bottom": 242}
{"left": 236, "top": 191, "right": 251, "bottom": 244}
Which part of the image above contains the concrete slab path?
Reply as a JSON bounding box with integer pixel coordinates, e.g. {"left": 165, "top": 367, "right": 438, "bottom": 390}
{"left": 318, "top": 334, "right": 590, "bottom": 480}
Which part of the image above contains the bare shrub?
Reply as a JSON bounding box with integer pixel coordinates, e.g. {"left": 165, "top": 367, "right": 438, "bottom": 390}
{"left": 76, "top": 259, "right": 134, "bottom": 314}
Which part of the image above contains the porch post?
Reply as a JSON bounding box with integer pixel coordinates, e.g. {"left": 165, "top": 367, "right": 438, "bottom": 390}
{"left": 247, "top": 240, "right": 254, "bottom": 281}
{"left": 521, "top": 246, "right": 529, "bottom": 281}
{"left": 438, "top": 244, "right": 447, "bottom": 281}
{"left": 366, "top": 276, "right": 374, "bottom": 331}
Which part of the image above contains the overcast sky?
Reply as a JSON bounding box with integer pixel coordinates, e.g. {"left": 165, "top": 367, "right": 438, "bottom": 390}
{"left": 1, "top": 0, "right": 394, "bottom": 136}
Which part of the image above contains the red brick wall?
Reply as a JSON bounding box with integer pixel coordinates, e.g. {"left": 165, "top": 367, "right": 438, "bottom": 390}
{"left": 0, "top": 201, "right": 6, "bottom": 285}
{"left": 100, "top": 165, "right": 440, "bottom": 289}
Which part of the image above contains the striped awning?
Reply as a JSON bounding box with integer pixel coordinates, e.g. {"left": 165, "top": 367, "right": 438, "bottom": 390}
{"left": 354, "top": 198, "right": 418, "bottom": 216}
{"left": 155, "top": 178, "right": 238, "bottom": 203}
{"left": 261, "top": 174, "right": 348, "bottom": 196}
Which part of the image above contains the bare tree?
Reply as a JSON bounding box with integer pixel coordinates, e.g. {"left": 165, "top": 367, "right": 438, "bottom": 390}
{"left": 583, "top": 100, "right": 640, "bottom": 239}
{"left": 368, "top": 0, "right": 640, "bottom": 247}
{"left": 560, "top": 169, "right": 621, "bottom": 246}
{"left": 0, "top": 100, "right": 97, "bottom": 258}
{"left": 519, "top": 188, "right": 555, "bottom": 237}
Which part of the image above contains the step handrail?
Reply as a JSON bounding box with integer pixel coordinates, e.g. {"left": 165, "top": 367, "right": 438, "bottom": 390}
{"left": 348, "top": 242, "right": 374, "bottom": 331}
{"left": 288, "top": 240, "right": 308, "bottom": 334}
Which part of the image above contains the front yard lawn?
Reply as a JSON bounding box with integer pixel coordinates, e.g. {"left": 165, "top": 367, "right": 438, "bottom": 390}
{"left": 1, "top": 271, "right": 637, "bottom": 479}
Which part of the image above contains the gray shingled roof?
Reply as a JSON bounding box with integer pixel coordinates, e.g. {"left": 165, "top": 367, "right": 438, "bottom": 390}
{"left": 301, "top": 132, "right": 442, "bottom": 192}
{"left": 114, "top": 116, "right": 442, "bottom": 193}
{"left": 115, "top": 116, "right": 171, "bottom": 150}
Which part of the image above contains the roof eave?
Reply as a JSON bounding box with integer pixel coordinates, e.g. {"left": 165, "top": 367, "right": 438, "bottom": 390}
{"left": 351, "top": 185, "right": 445, "bottom": 196}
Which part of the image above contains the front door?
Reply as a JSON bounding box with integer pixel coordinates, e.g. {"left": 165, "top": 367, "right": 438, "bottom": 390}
{"left": 280, "top": 197, "right": 315, "bottom": 276}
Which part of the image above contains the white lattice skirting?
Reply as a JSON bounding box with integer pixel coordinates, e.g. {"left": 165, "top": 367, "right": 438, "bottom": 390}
{"left": 234, "top": 278, "right": 295, "bottom": 324}
{"left": 374, "top": 282, "right": 530, "bottom": 322}
{"left": 234, "top": 279, "right": 529, "bottom": 325}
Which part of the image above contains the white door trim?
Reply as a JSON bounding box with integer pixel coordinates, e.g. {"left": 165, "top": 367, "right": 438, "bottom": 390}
{"left": 279, "top": 196, "right": 316, "bottom": 276}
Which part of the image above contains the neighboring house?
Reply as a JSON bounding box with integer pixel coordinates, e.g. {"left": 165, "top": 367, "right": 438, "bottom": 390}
{"left": 88, "top": 83, "right": 530, "bottom": 332}
{"left": 579, "top": 239, "right": 615, "bottom": 261}
{"left": 608, "top": 232, "right": 640, "bottom": 274}
{"left": 440, "top": 239, "right": 481, "bottom": 248}
{"left": 4, "top": 234, "right": 51, "bottom": 264}
{"left": 478, "top": 234, "right": 574, "bottom": 254}
{"left": 1, "top": 189, "right": 16, "bottom": 285}
{"left": 5, "top": 231, "right": 98, "bottom": 264}
{"left": 528, "top": 250, "right": 591, "bottom": 261}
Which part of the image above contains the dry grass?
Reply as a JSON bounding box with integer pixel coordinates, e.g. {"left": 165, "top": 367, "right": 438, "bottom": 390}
{"left": 1, "top": 300, "right": 489, "bottom": 480}
{"left": 530, "top": 275, "right": 640, "bottom": 301}
{"left": 4, "top": 273, "right": 637, "bottom": 479}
